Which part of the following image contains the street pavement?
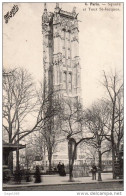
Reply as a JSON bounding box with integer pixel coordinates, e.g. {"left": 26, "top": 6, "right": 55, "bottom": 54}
{"left": 3, "top": 173, "right": 123, "bottom": 191}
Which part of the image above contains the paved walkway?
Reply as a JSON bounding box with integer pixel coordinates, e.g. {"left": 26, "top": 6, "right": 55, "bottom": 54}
{"left": 3, "top": 173, "right": 123, "bottom": 188}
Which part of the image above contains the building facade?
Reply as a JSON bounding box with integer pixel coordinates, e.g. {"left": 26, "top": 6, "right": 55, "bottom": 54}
{"left": 42, "top": 3, "right": 81, "bottom": 99}
{"left": 42, "top": 3, "right": 82, "bottom": 165}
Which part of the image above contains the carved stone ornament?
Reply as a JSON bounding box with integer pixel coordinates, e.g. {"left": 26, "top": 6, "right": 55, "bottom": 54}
{"left": 61, "top": 18, "right": 72, "bottom": 31}
{"left": 43, "top": 55, "right": 47, "bottom": 61}
{"left": 42, "top": 24, "right": 50, "bottom": 33}
{"left": 61, "top": 19, "right": 67, "bottom": 30}
{"left": 72, "top": 36, "right": 78, "bottom": 42}
{"left": 53, "top": 14, "right": 61, "bottom": 24}
{"left": 43, "top": 41, "right": 48, "bottom": 48}
{"left": 42, "top": 11, "right": 49, "bottom": 23}
{"left": 74, "top": 20, "right": 78, "bottom": 28}
{"left": 53, "top": 31, "right": 60, "bottom": 38}
{"left": 49, "top": 42, "right": 52, "bottom": 48}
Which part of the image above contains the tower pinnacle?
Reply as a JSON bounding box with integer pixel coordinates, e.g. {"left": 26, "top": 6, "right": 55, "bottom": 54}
{"left": 44, "top": 3, "right": 47, "bottom": 11}
{"left": 56, "top": 3, "right": 59, "bottom": 8}
{"left": 55, "top": 2, "right": 60, "bottom": 12}
{"left": 72, "top": 7, "right": 76, "bottom": 13}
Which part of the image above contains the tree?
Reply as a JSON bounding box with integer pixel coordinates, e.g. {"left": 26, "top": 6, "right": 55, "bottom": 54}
{"left": 35, "top": 83, "right": 63, "bottom": 171}
{"left": 84, "top": 100, "right": 112, "bottom": 180}
{"left": 25, "top": 144, "right": 36, "bottom": 170}
{"left": 3, "top": 68, "right": 36, "bottom": 170}
{"left": 114, "top": 88, "right": 123, "bottom": 156}
{"left": 3, "top": 68, "right": 36, "bottom": 142}
{"left": 3, "top": 68, "right": 63, "bottom": 171}
{"left": 79, "top": 142, "right": 98, "bottom": 165}
{"left": 102, "top": 71, "right": 123, "bottom": 179}
{"left": 59, "top": 98, "right": 94, "bottom": 181}
{"left": 28, "top": 132, "right": 46, "bottom": 163}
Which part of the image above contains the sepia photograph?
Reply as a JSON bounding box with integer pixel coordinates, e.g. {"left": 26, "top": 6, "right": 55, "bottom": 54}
{"left": 2, "top": 1, "right": 124, "bottom": 193}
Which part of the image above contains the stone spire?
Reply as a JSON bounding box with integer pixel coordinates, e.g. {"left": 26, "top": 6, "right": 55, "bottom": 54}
{"left": 56, "top": 3, "right": 59, "bottom": 8}
{"left": 42, "top": 2, "right": 49, "bottom": 23}
{"left": 55, "top": 2, "right": 60, "bottom": 12}
{"left": 44, "top": 3, "right": 47, "bottom": 12}
{"left": 72, "top": 7, "right": 76, "bottom": 14}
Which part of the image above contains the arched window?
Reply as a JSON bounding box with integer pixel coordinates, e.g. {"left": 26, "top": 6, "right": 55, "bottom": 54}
{"left": 63, "top": 71, "right": 67, "bottom": 90}
{"left": 68, "top": 72, "right": 72, "bottom": 93}
{"left": 60, "top": 71, "right": 62, "bottom": 83}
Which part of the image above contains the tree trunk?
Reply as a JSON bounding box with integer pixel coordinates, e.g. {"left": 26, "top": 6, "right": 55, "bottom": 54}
{"left": 111, "top": 98, "right": 116, "bottom": 179}
{"left": 48, "top": 147, "right": 52, "bottom": 172}
{"left": 69, "top": 144, "right": 76, "bottom": 181}
{"left": 16, "top": 147, "right": 19, "bottom": 171}
{"left": 8, "top": 123, "right": 13, "bottom": 172}
{"left": 112, "top": 146, "right": 116, "bottom": 179}
{"left": 111, "top": 125, "right": 116, "bottom": 179}
{"left": 98, "top": 149, "right": 102, "bottom": 181}
{"left": 116, "top": 142, "right": 120, "bottom": 157}
{"left": 69, "top": 162, "right": 73, "bottom": 181}
{"left": 49, "top": 158, "right": 52, "bottom": 172}
{"left": 99, "top": 147, "right": 102, "bottom": 169}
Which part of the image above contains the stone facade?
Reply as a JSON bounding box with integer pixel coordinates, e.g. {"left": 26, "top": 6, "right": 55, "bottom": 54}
{"left": 42, "top": 3, "right": 81, "bottom": 99}
{"left": 42, "top": 3, "right": 82, "bottom": 164}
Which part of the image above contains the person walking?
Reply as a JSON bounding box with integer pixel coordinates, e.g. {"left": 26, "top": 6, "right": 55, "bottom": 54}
{"left": 60, "top": 163, "right": 66, "bottom": 176}
{"left": 57, "top": 162, "right": 61, "bottom": 175}
{"left": 34, "top": 166, "right": 41, "bottom": 183}
{"left": 91, "top": 164, "right": 97, "bottom": 180}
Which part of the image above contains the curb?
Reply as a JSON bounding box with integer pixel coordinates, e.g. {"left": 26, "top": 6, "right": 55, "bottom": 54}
{"left": 3, "top": 179, "right": 123, "bottom": 189}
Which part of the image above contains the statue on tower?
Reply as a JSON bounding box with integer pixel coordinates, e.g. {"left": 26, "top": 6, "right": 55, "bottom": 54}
{"left": 44, "top": 3, "right": 47, "bottom": 11}
{"left": 56, "top": 3, "right": 59, "bottom": 8}
{"left": 42, "top": 3, "right": 49, "bottom": 23}
{"left": 55, "top": 2, "right": 60, "bottom": 13}
{"left": 72, "top": 6, "right": 78, "bottom": 19}
{"left": 72, "top": 7, "right": 76, "bottom": 14}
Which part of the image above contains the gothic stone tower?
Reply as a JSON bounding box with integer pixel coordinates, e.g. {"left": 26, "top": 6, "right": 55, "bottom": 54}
{"left": 42, "top": 3, "right": 81, "bottom": 99}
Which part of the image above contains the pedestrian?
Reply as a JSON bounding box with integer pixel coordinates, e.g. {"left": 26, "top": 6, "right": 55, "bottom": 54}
{"left": 91, "top": 164, "right": 97, "bottom": 180}
{"left": 60, "top": 163, "right": 66, "bottom": 176}
{"left": 34, "top": 166, "right": 41, "bottom": 183}
{"left": 57, "top": 162, "right": 61, "bottom": 175}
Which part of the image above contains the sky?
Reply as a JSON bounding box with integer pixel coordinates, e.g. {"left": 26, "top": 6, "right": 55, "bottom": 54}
{"left": 3, "top": 2, "right": 123, "bottom": 107}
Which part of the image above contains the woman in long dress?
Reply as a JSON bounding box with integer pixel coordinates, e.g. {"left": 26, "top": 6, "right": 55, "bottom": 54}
{"left": 60, "top": 163, "right": 66, "bottom": 176}
{"left": 34, "top": 166, "right": 41, "bottom": 183}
